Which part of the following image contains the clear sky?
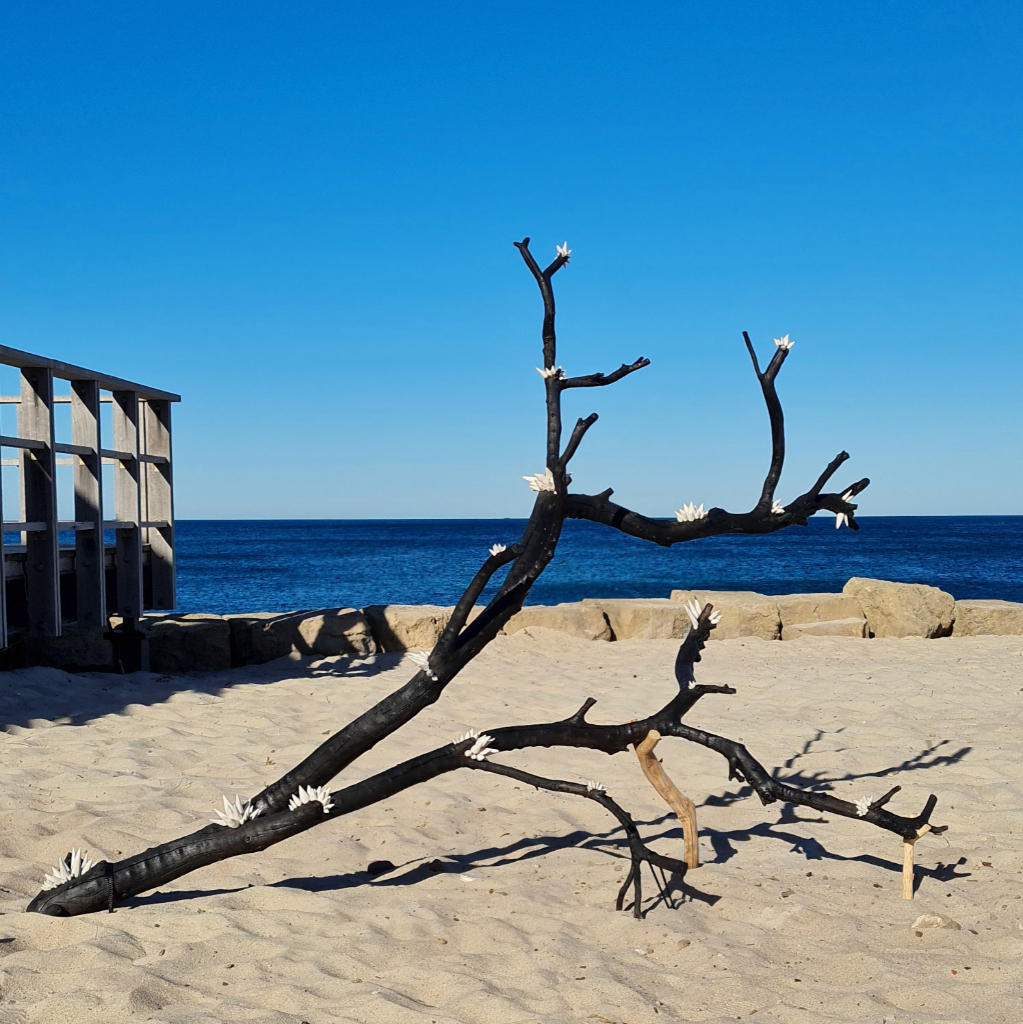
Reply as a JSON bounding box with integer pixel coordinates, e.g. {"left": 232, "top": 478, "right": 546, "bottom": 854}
{"left": 2, "top": 2, "right": 1020, "bottom": 519}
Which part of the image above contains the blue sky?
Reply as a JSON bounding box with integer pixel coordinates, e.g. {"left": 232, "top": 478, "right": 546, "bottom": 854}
{"left": 2, "top": 2, "right": 1020, "bottom": 518}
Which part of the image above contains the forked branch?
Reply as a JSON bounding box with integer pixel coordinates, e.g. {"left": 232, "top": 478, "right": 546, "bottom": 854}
{"left": 26, "top": 237, "right": 944, "bottom": 921}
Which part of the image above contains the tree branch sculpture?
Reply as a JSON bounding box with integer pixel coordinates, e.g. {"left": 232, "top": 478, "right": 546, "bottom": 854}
{"left": 27, "top": 237, "right": 946, "bottom": 919}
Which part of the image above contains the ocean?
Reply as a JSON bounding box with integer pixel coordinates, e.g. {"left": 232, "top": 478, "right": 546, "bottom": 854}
{"left": 173, "top": 516, "right": 1023, "bottom": 615}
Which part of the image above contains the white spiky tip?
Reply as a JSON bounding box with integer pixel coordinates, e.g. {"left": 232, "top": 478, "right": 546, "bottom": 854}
{"left": 774, "top": 334, "right": 794, "bottom": 351}
{"left": 463, "top": 733, "right": 498, "bottom": 761}
{"left": 683, "top": 599, "right": 721, "bottom": 630}
{"left": 854, "top": 794, "right": 874, "bottom": 817}
{"left": 536, "top": 365, "right": 565, "bottom": 380}
{"left": 556, "top": 242, "right": 571, "bottom": 260}
{"left": 835, "top": 511, "right": 849, "bottom": 530}
{"left": 675, "top": 502, "right": 707, "bottom": 523}
{"left": 41, "top": 847, "right": 96, "bottom": 890}
{"left": 407, "top": 650, "right": 439, "bottom": 681}
{"left": 288, "top": 784, "right": 334, "bottom": 815}
{"left": 489, "top": 543, "right": 507, "bottom": 557}
{"left": 454, "top": 728, "right": 480, "bottom": 744}
{"left": 211, "top": 794, "right": 262, "bottom": 829}
{"left": 586, "top": 780, "right": 606, "bottom": 793}
{"left": 771, "top": 499, "right": 785, "bottom": 515}
{"left": 524, "top": 468, "right": 557, "bottom": 493}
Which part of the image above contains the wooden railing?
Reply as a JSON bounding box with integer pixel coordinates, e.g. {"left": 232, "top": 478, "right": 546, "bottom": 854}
{"left": 0, "top": 343, "right": 180, "bottom": 648}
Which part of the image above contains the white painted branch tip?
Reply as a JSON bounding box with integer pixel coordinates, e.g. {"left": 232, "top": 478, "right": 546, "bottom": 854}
{"left": 841, "top": 489, "right": 854, "bottom": 502}
{"left": 536, "top": 365, "right": 565, "bottom": 380}
{"left": 675, "top": 502, "right": 707, "bottom": 523}
{"left": 683, "top": 599, "right": 702, "bottom": 630}
{"left": 211, "top": 794, "right": 262, "bottom": 829}
{"left": 556, "top": 242, "right": 572, "bottom": 260}
{"left": 488, "top": 543, "right": 507, "bottom": 557}
{"left": 407, "top": 650, "right": 439, "bottom": 681}
{"left": 709, "top": 610, "right": 722, "bottom": 625}
{"left": 524, "top": 468, "right": 557, "bottom": 493}
{"left": 465, "top": 733, "right": 499, "bottom": 761}
{"left": 41, "top": 848, "right": 96, "bottom": 890}
{"left": 288, "top": 784, "right": 334, "bottom": 814}
{"left": 774, "top": 334, "right": 794, "bottom": 351}
{"left": 855, "top": 794, "right": 875, "bottom": 817}
{"left": 771, "top": 500, "right": 786, "bottom": 515}
{"left": 835, "top": 511, "right": 850, "bottom": 530}
{"left": 586, "top": 780, "right": 606, "bottom": 793}
{"left": 454, "top": 728, "right": 480, "bottom": 745}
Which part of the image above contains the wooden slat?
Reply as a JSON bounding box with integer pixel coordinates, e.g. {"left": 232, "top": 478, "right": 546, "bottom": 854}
{"left": 143, "top": 399, "right": 175, "bottom": 609}
{"left": 112, "top": 390, "right": 142, "bottom": 620}
{"left": 0, "top": 435, "right": 46, "bottom": 450}
{"left": 18, "top": 367, "right": 61, "bottom": 636}
{"left": 1, "top": 395, "right": 116, "bottom": 404}
{"left": 72, "top": 379, "right": 106, "bottom": 629}
{"left": 0, "top": 343, "right": 181, "bottom": 402}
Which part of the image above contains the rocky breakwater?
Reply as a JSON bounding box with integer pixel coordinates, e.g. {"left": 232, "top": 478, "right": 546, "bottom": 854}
{"left": 16, "top": 579, "right": 1023, "bottom": 674}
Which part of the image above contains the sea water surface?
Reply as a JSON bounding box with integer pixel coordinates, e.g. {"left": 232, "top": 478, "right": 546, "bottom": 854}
{"left": 173, "top": 516, "right": 1023, "bottom": 614}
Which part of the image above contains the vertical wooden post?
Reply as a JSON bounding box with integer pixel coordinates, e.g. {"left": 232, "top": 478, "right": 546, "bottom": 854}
{"left": 142, "top": 399, "right": 175, "bottom": 609}
{"left": 112, "top": 390, "right": 142, "bottom": 620}
{"left": 19, "top": 367, "right": 60, "bottom": 636}
{"left": 902, "top": 824, "right": 930, "bottom": 900}
{"left": 71, "top": 379, "right": 105, "bottom": 628}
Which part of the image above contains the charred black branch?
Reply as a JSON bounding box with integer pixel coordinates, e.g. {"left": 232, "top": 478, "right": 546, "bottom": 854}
{"left": 27, "top": 236, "right": 943, "bottom": 923}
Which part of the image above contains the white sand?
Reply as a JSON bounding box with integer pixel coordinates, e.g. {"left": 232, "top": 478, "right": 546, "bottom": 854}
{"left": 1, "top": 632, "right": 1021, "bottom": 1024}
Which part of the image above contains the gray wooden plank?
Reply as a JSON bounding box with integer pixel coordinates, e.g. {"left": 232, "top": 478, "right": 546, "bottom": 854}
{"left": 143, "top": 400, "right": 175, "bottom": 610}
{"left": 72, "top": 379, "right": 106, "bottom": 629}
{"left": 18, "top": 367, "right": 60, "bottom": 636}
{"left": 112, "top": 390, "right": 143, "bottom": 620}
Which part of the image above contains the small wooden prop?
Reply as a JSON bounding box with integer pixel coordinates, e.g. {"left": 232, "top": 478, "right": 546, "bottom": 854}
{"left": 635, "top": 729, "right": 700, "bottom": 869}
{"left": 902, "top": 824, "right": 931, "bottom": 899}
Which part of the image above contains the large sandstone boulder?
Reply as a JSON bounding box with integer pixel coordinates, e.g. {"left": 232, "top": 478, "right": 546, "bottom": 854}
{"left": 583, "top": 598, "right": 691, "bottom": 640}
{"left": 782, "top": 617, "right": 868, "bottom": 640}
{"left": 23, "top": 624, "right": 113, "bottom": 671}
{"left": 148, "top": 614, "right": 232, "bottom": 673}
{"left": 363, "top": 605, "right": 452, "bottom": 652}
{"left": 842, "top": 578, "right": 955, "bottom": 638}
{"left": 775, "top": 592, "right": 864, "bottom": 627}
{"left": 952, "top": 600, "right": 1023, "bottom": 636}
{"left": 227, "top": 609, "right": 376, "bottom": 664}
{"left": 668, "top": 590, "right": 781, "bottom": 640}
{"left": 503, "top": 603, "right": 612, "bottom": 641}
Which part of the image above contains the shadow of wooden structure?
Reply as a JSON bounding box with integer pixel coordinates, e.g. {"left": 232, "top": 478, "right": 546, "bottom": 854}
{"left": 0, "top": 343, "right": 180, "bottom": 652}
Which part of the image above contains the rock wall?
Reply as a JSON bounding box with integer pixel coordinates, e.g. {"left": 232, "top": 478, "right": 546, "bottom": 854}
{"left": 12, "top": 581, "right": 1022, "bottom": 674}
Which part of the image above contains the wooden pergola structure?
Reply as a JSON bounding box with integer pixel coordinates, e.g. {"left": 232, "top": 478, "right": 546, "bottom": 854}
{"left": 0, "top": 344, "right": 180, "bottom": 649}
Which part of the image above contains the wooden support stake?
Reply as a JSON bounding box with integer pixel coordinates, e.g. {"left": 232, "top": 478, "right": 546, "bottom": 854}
{"left": 902, "top": 824, "right": 931, "bottom": 900}
{"left": 142, "top": 399, "right": 175, "bottom": 610}
{"left": 635, "top": 729, "right": 700, "bottom": 869}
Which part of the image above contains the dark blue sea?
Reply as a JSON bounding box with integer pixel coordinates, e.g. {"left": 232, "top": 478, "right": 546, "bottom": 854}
{"left": 173, "top": 516, "right": 1022, "bottom": 614}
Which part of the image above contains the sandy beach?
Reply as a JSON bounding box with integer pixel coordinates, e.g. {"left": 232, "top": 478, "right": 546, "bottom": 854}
{"left": 1, "top": 631, "right": 1021, "bottom": 1023}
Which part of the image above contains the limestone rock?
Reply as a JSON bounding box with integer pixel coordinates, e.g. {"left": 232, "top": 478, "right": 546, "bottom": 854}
{"left": 668, "top": 590, "right": 781, "bottom": 640}
{"left": 503, "top": 603, "right": 612, "bottom": 641}
{"left": 952, "top": 599, "right": 1023, "bottom": 636}
{"left": 227, "top": 609, "right": 376, "bottom": 664}
{"left": 363, "top": 605, "right": 452, "bottom": 652}
{"left": 583, "top": 598, "right": 691, "bottom": 640}
{"left": 781, "top": 617, "right": 868, "bottom": 640}
{"left": 842, "top": 578, "right": 955, "bottom": 638}
{"left": 776, "top": 592, "right": 864, "bottom": 628}
{"left": 23, "top": 624, "right": 112, "bottom": 671}
{"left": 148, "top": 614, "right": 232, "bottom": 674}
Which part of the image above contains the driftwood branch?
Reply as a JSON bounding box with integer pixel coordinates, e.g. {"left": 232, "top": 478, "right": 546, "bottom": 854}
{"left": 27, "top": 237, "right": 945, "bottom": 920}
